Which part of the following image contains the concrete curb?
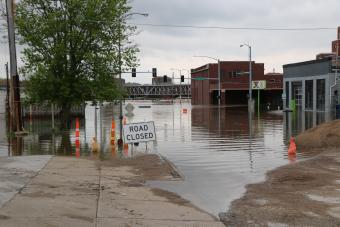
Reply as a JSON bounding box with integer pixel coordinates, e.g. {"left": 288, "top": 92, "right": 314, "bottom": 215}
{"left": 158, "top": 154, "right": 185, "bottom": 180}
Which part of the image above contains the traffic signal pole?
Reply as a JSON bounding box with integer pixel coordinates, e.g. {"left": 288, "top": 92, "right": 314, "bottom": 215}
{"left": 179, "top": 70, "right": 182, "bottom": 103}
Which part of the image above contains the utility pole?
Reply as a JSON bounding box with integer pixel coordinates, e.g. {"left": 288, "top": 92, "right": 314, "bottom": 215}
{"left": 218, "top": 60, "right": 221, "bottom": 106}
{"left": 6, "top": 0, "right": 22, "bottom": 132}
{"left": 117, "top": 12, "right": 148, "bottom": 147}
{"left": 117, "top": 16, "right": 123, "bottom": 147}
{"left": 241, "top": 44, "right": 253, "bottom": 112}
{"left": 5, "top": 63, "right": 10, "bottom": 130}
{"left": 172, "top": 72, "right": 174, "bottom": 103}
{"left": 179, "top": 69, "right": 182, "bottom": 103}
{"left": 5, "top": 63, "right": 10, "bottom": 114}
{"left": 181, "top": 69, "right": 191, "bottom": 101}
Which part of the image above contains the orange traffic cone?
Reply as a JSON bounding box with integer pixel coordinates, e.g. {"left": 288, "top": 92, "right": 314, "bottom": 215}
{"left": 111, "top": 144, "right": 116, "bottom": 158}
{"left": 111, "top": 119, "right": 116, "bottom": 145}
{"left": 75, "top": 140, "right": 80, "bottom": 158}
{"left": 288, "top": 152, "right": 296, "bottom": 163}
{"left": 75, "top": 118, "right": 80, "bottom": 137}
{"left": 288, "top": 137, "right": 297, "bottom": 155}
{"left": 75, "top": 118, "right": 80, "bottom": 157}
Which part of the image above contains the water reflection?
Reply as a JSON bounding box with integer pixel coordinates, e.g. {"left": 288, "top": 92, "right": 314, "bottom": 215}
{"left": 283, "top": 110, "right": 333, "bottom": 142}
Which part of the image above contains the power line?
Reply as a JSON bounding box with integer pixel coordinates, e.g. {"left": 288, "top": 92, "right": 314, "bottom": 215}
{"left": 128, "top": 23, "right": 336, "bottom": 31}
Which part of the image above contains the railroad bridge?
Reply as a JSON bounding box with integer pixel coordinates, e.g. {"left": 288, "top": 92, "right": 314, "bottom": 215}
{"left": 125, "top": 84, "right": 191, "bottom": 98}
{"left": 0, "top": 84, "right": 192, "bottom": 99}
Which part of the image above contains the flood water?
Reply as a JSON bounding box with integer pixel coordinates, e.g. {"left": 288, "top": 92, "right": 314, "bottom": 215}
{"left": 0, "top": 90, "right": 333, "bottom": 216}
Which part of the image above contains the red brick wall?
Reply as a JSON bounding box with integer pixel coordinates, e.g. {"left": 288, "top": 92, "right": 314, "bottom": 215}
{"left": 191, "top": 80, "right": 211, "bottom": 105}
{"left": 332, "top": 40, "right": 340, "bottom": 56}
{"left": 191, "top": 61, "right": 282, "bottom": 105}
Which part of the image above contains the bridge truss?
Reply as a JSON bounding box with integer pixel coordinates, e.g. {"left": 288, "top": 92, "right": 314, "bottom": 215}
{"left": 125, "top": 84, "right": 191, "bottom": 98}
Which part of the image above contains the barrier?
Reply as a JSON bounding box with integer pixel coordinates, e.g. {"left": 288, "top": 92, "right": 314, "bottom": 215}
{"left": 75, "top": 118, "right": 80, "bottom": 157}
{"left": 111, "top": 119, "right": 116, "bottom": 145}
{"left": 288, "top": 137, "right": 296, "bottom": 155}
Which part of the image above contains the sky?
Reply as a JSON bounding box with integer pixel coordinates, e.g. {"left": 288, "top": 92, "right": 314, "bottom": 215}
{"left": 1, "top": 0, "right": 340, "bottom": 85}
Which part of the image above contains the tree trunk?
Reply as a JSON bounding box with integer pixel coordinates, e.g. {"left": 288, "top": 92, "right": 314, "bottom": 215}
{"left": 60, "top": 104, "right": 72, "bottom": 130}
{"left": 58, "top": 130, "right": 72, "bottom": 155}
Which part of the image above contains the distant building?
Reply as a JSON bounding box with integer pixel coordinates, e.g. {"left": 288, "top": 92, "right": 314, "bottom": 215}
{"left": 191, "top": 61, "right": 283, "bottom": 107}
{"left": 125, "top": 82, "right": 141, "bottom": 86}
{"left": 0, "top": 79, "right": 7, "bottom": 87}
{"left": 114, "top": 78, "right": 125, "bottom": 85}
{"left": 283, "top": 26, "right": 340, "bottom": 112}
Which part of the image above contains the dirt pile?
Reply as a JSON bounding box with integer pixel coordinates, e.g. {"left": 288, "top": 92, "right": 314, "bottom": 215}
{"left": 296, "top": 119, "right": 340, "bottom": 149}
{"left": 220, "top": 119, "right": 340, "bottom": 226}
{"left": 219, "top": 151, "right": 340, "bottom": 226}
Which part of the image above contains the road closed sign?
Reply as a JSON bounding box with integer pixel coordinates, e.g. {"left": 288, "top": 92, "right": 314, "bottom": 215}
{"left": 123, "top": 121, "right": 156, "bottom": 144}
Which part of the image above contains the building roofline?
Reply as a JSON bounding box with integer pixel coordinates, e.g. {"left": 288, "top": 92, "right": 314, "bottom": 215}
{"left": 283, "top": 57, "right": 332, "bottom": 68}
{"left": 191, "top": 61, "right": 262, "bottom": 73}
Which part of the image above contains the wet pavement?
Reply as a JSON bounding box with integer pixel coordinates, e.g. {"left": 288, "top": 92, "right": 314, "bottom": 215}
{"left": 0, "top": 155, "right": 52, "bottom": 208}
{"left": 0, "top": 156, "right": 225, "bottom": 227}
{"left": 0, "top": 90, "right": 334, "bottom": 216}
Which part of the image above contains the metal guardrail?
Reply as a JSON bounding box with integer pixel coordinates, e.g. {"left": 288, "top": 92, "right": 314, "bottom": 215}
{"left": 22, "top": 104, "right": 85, "bottom": 117}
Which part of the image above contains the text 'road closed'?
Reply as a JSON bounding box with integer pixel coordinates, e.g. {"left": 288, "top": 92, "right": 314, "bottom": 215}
{"left": 123, "top": 121, "right": 156, "bottom": 144}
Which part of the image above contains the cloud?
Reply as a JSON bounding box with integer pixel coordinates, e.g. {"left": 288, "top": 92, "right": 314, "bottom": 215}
{"left": 1, "top": 0, "right": 340, "bottom": 86}
{"left": 125, "top": 0, "right": 340, "bottom": 84}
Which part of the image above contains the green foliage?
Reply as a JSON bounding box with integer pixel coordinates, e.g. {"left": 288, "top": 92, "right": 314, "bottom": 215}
{"left": 16, "top": 0, "right": 139, "bottom": 107}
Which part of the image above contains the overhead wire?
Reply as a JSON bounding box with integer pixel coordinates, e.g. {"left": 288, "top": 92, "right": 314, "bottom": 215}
{"left": 128, "top": 23, "right": 336, "bottom": 31}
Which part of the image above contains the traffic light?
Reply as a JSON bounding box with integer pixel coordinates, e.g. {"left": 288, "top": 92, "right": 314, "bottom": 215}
{"left": 132, "top": 68, "right": 136, "bottom": 77}
{"left": 163, "top": 75, "right": 167, "bottom": 83}
{"left": 180, "top": 75, "right": 184, "bottom": 82}
{"left": 152, "top": 68, "right": 157, "bottom": 77}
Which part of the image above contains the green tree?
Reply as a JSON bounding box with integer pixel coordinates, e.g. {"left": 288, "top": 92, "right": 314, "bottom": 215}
{"left": 15, "top": 0, "right": 139, "bottom": 127}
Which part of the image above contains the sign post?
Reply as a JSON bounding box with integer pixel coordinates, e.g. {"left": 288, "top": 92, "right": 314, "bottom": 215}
{"left": 258, "top": 90, "right": 260, "bottom": 114}
{"left": 252, "top": 80, "right": 266, "bottom": 115}
{"left": 123, "top": 121, "right": 156, "bottom": 145}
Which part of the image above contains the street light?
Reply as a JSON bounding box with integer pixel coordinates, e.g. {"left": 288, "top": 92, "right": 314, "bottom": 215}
{"left": 193, "top": 56, "right": 221, "bottom": 105}
{"left": 181, "top": 69, "right": 191, "bottom": 101}
{"left": 170, "top": 68, "right": 182, "bottom": 103}
{"left": 117, "top": 12, "right": 148, "bottom": 146}
{"left": 240, "top": 44, "right": 252, "bottom": 111}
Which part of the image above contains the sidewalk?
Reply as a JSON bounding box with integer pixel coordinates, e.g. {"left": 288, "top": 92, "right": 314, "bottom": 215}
{"left": 0, "top": 155, "right": 52, "bottom": 208}
{"left": 0, "top": 155, "right": 225, "bottom": 227}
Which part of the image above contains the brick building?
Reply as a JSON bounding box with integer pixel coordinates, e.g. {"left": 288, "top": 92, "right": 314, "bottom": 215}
{"left": 191, "top": 61, "right": 283, "bottom": 108}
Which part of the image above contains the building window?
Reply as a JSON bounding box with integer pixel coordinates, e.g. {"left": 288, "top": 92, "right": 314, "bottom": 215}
{"left": 292, "top": 81, "right": 302, "bottom": 107}
{"left": 305, "top": 80, "right": 313, "bottom": 110}
{"left": 285, "top": 81, "right": 289, "bottom": 108}
{"left": 229, "top": 70, "right": 242, "bottom": 78}
{"left": 220, "top": 70, "right": 226, "bottom": 77}
{"left": 316, "top": 79, "right": 325, "bottom": 111}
